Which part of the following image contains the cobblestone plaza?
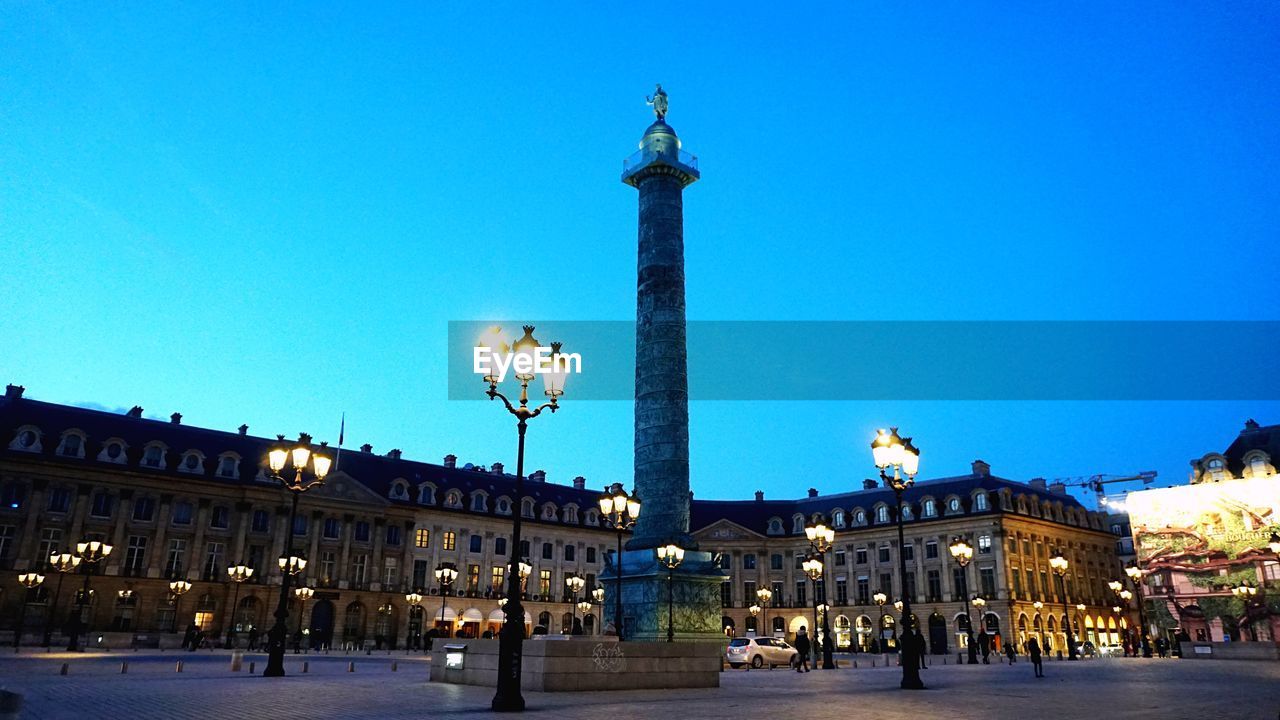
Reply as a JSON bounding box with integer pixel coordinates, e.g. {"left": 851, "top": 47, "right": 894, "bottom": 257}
{"left": 1, "top": 651, "right": 1276, "bottom": 720}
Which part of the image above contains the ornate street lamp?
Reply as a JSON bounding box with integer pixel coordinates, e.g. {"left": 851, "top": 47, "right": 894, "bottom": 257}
{"left": 656, "top": 543, "right": 685, "bottom": 643}
{"left": 949, "top": 536, "right": 978, "bottom": 664}
{"left": 293, "top": 585, "right": 315, "bottom": 652}
{"left": 68, "top": 539, "right": 112, "bottom": 652}
{"left": 435, "top": 562, "right": 459, "bottom": 637}
{"left": 1124, "top": 563, "right": 1153, "bottom": 657}
{"left": 871, "top": 428, "right": 924, "bottom": 689}
{"left": 805, "top": 517, "right": 836, "bottom": 669}
{"left": 802, "top": 552, "right": 824, "bottom": 666}
{"left": 478, "top": 325, "right": 567, "bottom": 713}
{"left": 405, "top": 591, "right": 424, "bottom": 650}
{"left": 576, "top": 599, "right": 593, "bottom": 631}
{"left": 972, "top": 595, "right": 987, "bottom": 659}
{"left": 43, "top": 552, "right": 81, "bottom": 647}
{"left": 1231, "top": 582, "right": 1261, "bottom": 642}
{"left": 873, "top": 591, "right": 888, "bottom": 651}
{"left": 565, "top": 573, "right": 586, "bottom": 634}
{"left": 169, "top": 579, "right": 192, "bottom": 633}
{"left": 592, "top": 586, "right": 605, "bottom": 604}
{"left": 225, "top": 562, "right": 254, "bottom": 646}
{"left": 756, "top": 587, "right": 773, "bottom": 637}
{"left": 262, "top": 435, "right": 331, "bottom": 678}
{"left": 598, "top": 483, "right": 640, "bottom": 642}
{"left": 1048, "top": 549, "right": 1078, "bottom": 660}
{"left": 15, "top": 572, "right": 44, "bottom": 649}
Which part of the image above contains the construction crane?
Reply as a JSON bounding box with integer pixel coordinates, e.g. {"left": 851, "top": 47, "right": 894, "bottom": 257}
{"left": 1051, "top": 471, "right": 1158, "bottom": 511}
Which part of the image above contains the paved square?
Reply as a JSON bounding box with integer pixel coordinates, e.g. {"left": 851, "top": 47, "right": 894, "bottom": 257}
{"left": 0, "top": 651, "right": 1276, "bottom": 719}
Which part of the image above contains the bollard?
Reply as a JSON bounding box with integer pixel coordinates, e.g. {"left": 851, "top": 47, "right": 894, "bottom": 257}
{"left": 230, "top": 651, "right": 243, "bottom": 672}
{"left": 121, "top": 661, "right": 128, "bottom": 674}
{"left": 59, "top": 663, "right": 69, "bottom": 676}
{"left": 302, "top": 661, "right": 309, "bottom": 673}
{"left": 175, "top": 660, "right": 183, "bottom": 673}
{"left": 943, "top": 656, "right": 948, "bottom": 665}
{"left": 248, "top": 661, "right": 255, "bottom": 674}
{"left": 347, "top": 661, "right": 355, "bottom": 672}
{"left": 391, "top": 661, "right": 398, "bottom": 672}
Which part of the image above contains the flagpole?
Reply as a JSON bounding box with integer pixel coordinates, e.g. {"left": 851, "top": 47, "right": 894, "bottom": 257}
{"left": 335, "top": 412, "right": 345, "bottom": 471}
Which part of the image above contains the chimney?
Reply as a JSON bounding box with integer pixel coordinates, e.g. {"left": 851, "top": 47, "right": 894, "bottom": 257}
{"left": 808, "top": 487, "right": 819, "bottom": 498}
{"left": 443, "top": 454, "right": 457, "bottom": 468}
{"left": 863, "top": 478, "right": 879, "bottom": 490}
{"left": 4, "top": 384, "right": 24, "bottom": 399}
{"left": 971, "top": 459, "right": 991, "bottom": 477}
{"left": 529, "top": 470, "right": 547, "bottom": 483}
{"left": 126, "top": 406, "right": 144, "bottom": 419}
{"left": 754, "top": 490, "right": 764, "bottom": 502}
{"left": 573, "top": 476, "right": 586, "bottom": 490}
{"left": 360, "top": 443, "right": 373, "bottom": 453}
{"left": 170, "top": 413, "right": 182, "bottom": 425}
{"left": 387, "top": 448, "right": 402, "bottom": 460}
{"left": 238, "top": 424, "right": 248, "bottom": 436}
{"left": 1029, "top": 477, "right": 1048, "bottom": 491}
{"left": 1048, "top": 481, "right": 1067, "bottom": 496}
{"left": 491, "top": 462, "right": 504, "bottom": 475}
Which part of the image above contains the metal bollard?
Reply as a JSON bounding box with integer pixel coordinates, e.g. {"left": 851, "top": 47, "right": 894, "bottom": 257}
{"left": 59, "top": 663, "right": 69, "bottom": 676}
{"left": 347, "top": 661, "right": 355, "bottom": 672}
{"left": 391, "top": 661, "right": 398, "bottom": 672}
{"left": 302, "top": 661, "right": 309, "bottom": 673}
{"left": 121, "top": 661, "right": 128, "bottom": 674}
{"left": 175, "top": 660, "right": 183, "bottom": 673}
{"left": 230, "top": 651, "right": 243, "bottom": 672}
{"left": 248, "top": 661, "right": 255, "bottom": 674}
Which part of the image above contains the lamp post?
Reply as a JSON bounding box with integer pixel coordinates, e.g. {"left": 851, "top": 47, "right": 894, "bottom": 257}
{"left": 873, "top": 591, "right": 887, "bottom": 653}
{"left": 805, "top": 517, "right": 836, "bottom": 669}
{"left": 656, "top": 543, "right": 685, "bottom": 643}
{"left": 1032, "top": 600, "right": 1044, "bottom": 649}
{"left": 565, "top": 573, "right": 586, "bottom": 634}
{"left": 435, "top": 562, "right": 459, "bottom": 637}
{"left": 748, "top": 604, "right": 761, "bottom": 636}
{"left": 406, "top": 591, "right": 424, "bottom": 650}
{"left": 1124, "top": 563, "right": 1153, "bottom": 657}
{"left": 69, "top": 539, "right": 112, "bottom": 651}
{"left": 972, "top": 596, "right": 987, "bottom": 662}
{"left": 226, "top": 562, "right": 254, "bottom": 647}
{"left": 598, "top": 483, "right": 640, "bottom": 642}
{"left": 15, "top": 572, "right": 44, "bottom": 649}
{"left": 293, "top": 585, "right": 314, "bottom": 652}
{"left": 756, "top": 587, "right": 773, "bottom": 638}
{"left": 949, "top": 536, "right": 978, "bottom": 664}
{"left": 262, "top": 436, "right": 331, "bottom": 678}
{"left": 479, "top": 325, "right": 568, "bottom": 714}
{"left": 802, "top": 552, "right": 825, "bottom": 668}
{"left": 44, "top": 552, "right": 80, "bottom": 647}
{"left": 1048, "top": 548, "right": 1078, "bottom": 660}
{"left": 871, "top": 428, "right": 924, "bottom": 689}
{"left": 1231, "top": 582, "right": 1260, "bottom": 642}
{"left": 169, "top": 579, "right": 192, "bottom": 633}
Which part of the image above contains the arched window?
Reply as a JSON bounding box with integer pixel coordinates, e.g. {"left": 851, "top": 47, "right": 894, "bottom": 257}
{"left": 496, "top": 497, "right": 512, "bottom": 515}
{"left": 446, "top": 491, "right": 463, "bottom": 508}
{"left": 947, "top": 497, "right": 961, "bottom": 513}
{"left": 875, "top": 505, "right": 889, "bottom": 524}
{"left": 832, "top": 510, "right": 846, "bottom": 528}
{"left": 854, "top": 509, "right": 866, "bottom": 525}
{"left": 522, "top": 498, "right": 535, "bottom": 518}
{"left": 792, "top": 514, "right": 805, "bottom": 534}
{"left": 471, "top": 493, "right": 487, "bottom": 512}
{"left": 417, "top": 485, "right": 435, "bottom": 504}
{"left": 343, "top": 602, "right": 366, "bottom": 642}
{"left": 900, "top": 503, "right": 913, "bottom": 521}
{"left": 562, "top": 505, "right": 578, "bottom": 524}
{"left": 57, "top": 430, "right": 86, "bottom": 458}
{"left": 216, "top": 454, "right": 240, "bottom": 478}
{"left": 141, "top": 443, "right": 167, "bottom": 469}
{"left": 923, "top": 499, "right": 937, "bottom": 517}
{"left": 974, "top": 493, "right": 989, "bottom": 511}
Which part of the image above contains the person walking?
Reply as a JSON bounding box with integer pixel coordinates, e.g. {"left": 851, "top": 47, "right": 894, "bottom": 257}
{"left": 794, "top": 627, "right": 812, "bottom": 673}
{"left": 1028, "top": 636, "right": 1044, "bottom": 678}
{"left": 1005, "top": 641, "right": 1017, "bottom": 664}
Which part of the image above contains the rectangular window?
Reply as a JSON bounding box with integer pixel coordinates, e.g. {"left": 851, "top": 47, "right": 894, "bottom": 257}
{"left": 904, "top": 572, "right": 916, "bottom": 602}
{"left": 855, "top": 548, "right": 868, "bottom": 565}
{"left": 351, "top": 554, "right": 367, "bottom": 586}
{"left": 771, "top": 581, "right": 783, "bottom": 606}
{"left": 927, "top": 570, "right": 942, "bottom": 602}
{"left": 744, "top": 580, "right": 757, "bottom": 604}
{"left": 902, "top": 544, "right": 914, "bottom": 561}
{"left": 0, "top": 525, "right": 14, "bottom": 561}
{"left": 978, "top": 535, "right": 992, "bottom": 555}
{"left": 383, "top": 557, "right": 398, "bottom": 587}
{"left": 89, "top": 492, "right": 113, "bottom": 518}
{"left": 323, "top": 518, "right": 341, "bottom": 539}
{"left": 132, "top": 496, "right": 156, "bottom": 522}
{"left": 210, "top": 506, "right": 230, "bottom": 530}
{"left": 442, "top": 532, "right": 455, "bottom": 551}
{"left": 1025, "top": 570, "right": 1037, "bottom": 598}
{"left": 47, "top": 487, "right": 72, "bottom": 513}
{"left": 879, "top": 573, "right": 892, "bottom": 594}
{"left": 925, "top": 541, "right": 939, "bottom": 559}
{"left": 520, "top": 540, "right": 530, "bottom": 558}
{"left": 354, "top": 521, "right": 371, "bottom": 542}
{"left": 1040, "top": 571, "right": 1050, "bottom": 598}
{"left": 469, "top": 535, "right": 483, "bottom": 554}
{"left": 953, "top": 567, "right": 968, "bottom": 600}
{"left": 124, "top": 536, "right": 147, "bottom": 575}
{"left": 491, "top": 566, "right": 505, "bottom": 593}
{"left": 38, "top": 528, "right": 62, "bottom": 568}
{"left": 202, "top": 542, "right": 224, "bottom": 580}
{"left": 836, "top": 579, "right": 848, "bottom": 605}
{"left": 467, "top": 564, "right": 480, "bottom": 592}
{"left": 743, "top": 554, "right": 757, "bottom": 570}
{"left": 856, "top": 577, "right": 870, "bottom": 605}
{"left": 292, "top": 514, "right": 307, "bottom": 536}
{"left": 247, "top": 544, "right": 265, "bottom": 574}
{"left": 413, "top": 559, "right": 429, "bottom": 589}
{"left": 165, "top": 539, "right": 186, "bottom": 576}
{"left": 980, "top": 567, "right": 996, "bottom": 597}
{"left": 1012, "top": 566, "right": 1023, "bottom": 596}
{"left": 795, "top": 581, "right": 807, "bottom": 606}
{"left": 834, "top": 549, "right": 846, "bottom": 566}
{"left": 538, "top": 570, "right": 552, "bottom": 598}
{"left": 385, "top": 524, "right": 402, "bottom": 546}
{"left": 541, "top": 542, "right": 553, "bottom": 560}
{"left": 721, "top": 581, "right": 733, "bottom": 607}
{"left": 251, "top": 509, "right": 271, "bottom": 533}
{"left": 564, "top": 544, "right": 575, "bottom": 562}
{"left": 172, "top": 501, "right": 193, "bottom": 526}
{"left": 771, "top": 554, "right": 783, "bottom": 570}
{"left": 495, "top": 537, "right": 508, "bottom": 557}
{"left": 720, "top": 553, "right": 732, "bottom": 570}
{"left": 878, "top": 546, "right": 890, "bottom": 563}
{"left": 585, "top": 546, "right": 595, "bottom": 563}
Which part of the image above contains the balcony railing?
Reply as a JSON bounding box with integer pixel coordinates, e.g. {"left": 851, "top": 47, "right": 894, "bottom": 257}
{"left": 622, "top": 148, "right": 699, "bottom": 175}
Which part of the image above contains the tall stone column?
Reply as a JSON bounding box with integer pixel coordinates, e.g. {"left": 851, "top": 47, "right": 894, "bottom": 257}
{"left": 605, "top": 88, "right": 726, "bottom": 642}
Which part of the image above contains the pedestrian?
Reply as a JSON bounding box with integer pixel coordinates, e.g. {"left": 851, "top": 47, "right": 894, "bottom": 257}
{"left": 1028, "top": 637, "right": 1044, "bottom": 678}
{"left": 913, "top": 629, "right": 927, "bottom": 670}
{"left": 978, "top": 630, "right": 991, "bottom": 664}
{"left": 247, "top": 627, "right": 259, "bottom": 651}
{"left": 1155, "top": 637, "right": 1168, "bottom": 658}
{"left": 1005, "top": 641, "right": 1017, "bottom": 664}
{"left": 794, "top": 627, "right": 812, "bottom": 672}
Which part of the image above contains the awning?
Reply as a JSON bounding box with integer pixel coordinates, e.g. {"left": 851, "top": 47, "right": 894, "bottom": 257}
{"left": 488, "top": 609, "right": 507, "bottom": 622}
{"left": 461, "top": 608, "right": 484, "bottom": 622}
{"left": 433, "top": 607, "right": 457, "bottom": 621}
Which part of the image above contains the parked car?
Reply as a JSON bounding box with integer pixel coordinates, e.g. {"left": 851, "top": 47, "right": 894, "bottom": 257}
{"left": 725, "top": 637, "right": 799, "bottom": 669}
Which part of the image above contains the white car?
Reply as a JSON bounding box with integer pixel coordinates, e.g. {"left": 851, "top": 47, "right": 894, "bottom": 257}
{"left": 725, "top": 637, "right": 800, "bottom": 669}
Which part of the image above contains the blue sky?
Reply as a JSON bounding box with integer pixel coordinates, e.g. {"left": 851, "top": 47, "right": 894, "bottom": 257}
{"left": 2, "top": 4, "right": 1277, "bottom": 502}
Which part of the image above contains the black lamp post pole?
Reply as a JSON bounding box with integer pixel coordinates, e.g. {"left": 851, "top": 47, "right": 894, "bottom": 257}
{"left": 1132, "top": 582, "right": 1152, "bottom": 658}
{"left": 43, "top": 572, "right": 65, "bottom": 648}
{"left": 666, "top": 565, "right": 675, "bottom": 643}
{"left": 614, "top": 530, "right": 624, "bottom": 640}
{"left": 1057, "top": 573, "right": 1078, "bottom": 661}
{"left": 889, "top": 479, "right": 924, "bottom": 689}
{"left": 263, "top": 491, "right": 300, "bottom": 677}
{"left": 962, "top": 573, "right": 977, "bottom": 664}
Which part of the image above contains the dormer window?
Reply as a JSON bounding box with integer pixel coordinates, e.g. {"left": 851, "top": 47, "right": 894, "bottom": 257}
{"left": 901, "top": 503, "right": 913, "bottom": 521}
{"left": 57, "top": 431, "right": 86, "bottom": 458}
{"left": 496, "top": 497, "right": 512, "bottom": 515}
{"left": 542, "top": 503, "right": 558, "bottom": 521}
{"left": 387, "top": 482, "right": 407, "bottom": 500}
{"left": 142, "top": 444, "right": 167, "bottom": 469}
{"left": 832, "top": 510, "right": 846, "bottom": 528}
{"left": 974, "top": 493, "right": 989, "bottom": 511}
{"left": 584, "top": 509, "right": 598, "bottom": 526}
{"left": 9, "top": 426, "right": 42, "bottom": 452}
{"left": 216, "top": 454, "right": 239, "bottom": 478}
{"left": 923, "top": 499, "right": 937, "bottom": 517}
{"left": 522, "top": 498, "right": 535, "bottom": 518}
{"left": 446, "top": 491, "right": 463, "bottom": 508}
{"left": 947, "top": 497, "right": 961, "bottom": 513}
{"left": 562, "top": 505, "right": 578, "bottom": 524}
{"left": 417, "top": 485, "right": 435, "bottom": 504}
{"left": 875, "top": 505, "right": 889, "bottom": 524}
{"left": 1206, "top": 457, "right": 1228, "bottom": 482}
{"left": 768, "top": 517, "right": 784, "bottom": 535}
{"left": 792, "top": 514, "right": 805, "bottom": 534}
{"left": 471, "top": 493, "right": 487, "bottom": 512}
{"left": 179, "top": 452, "right": 205, "bottom": 474}
{"left": 854, "top": 509, "right": 866, "bottom": 525}
{"left": 97, "top": 438, "right": 128, "bottom": 464}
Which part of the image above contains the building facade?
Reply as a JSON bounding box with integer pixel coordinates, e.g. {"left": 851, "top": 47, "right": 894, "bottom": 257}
{"left": 1, "top": 386, "right": 1126, "bottom": 654}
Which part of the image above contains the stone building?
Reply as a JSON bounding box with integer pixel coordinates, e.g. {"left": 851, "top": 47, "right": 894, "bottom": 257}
{"left": 1, "top": 386, "right": 1124, "bottom": 654}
